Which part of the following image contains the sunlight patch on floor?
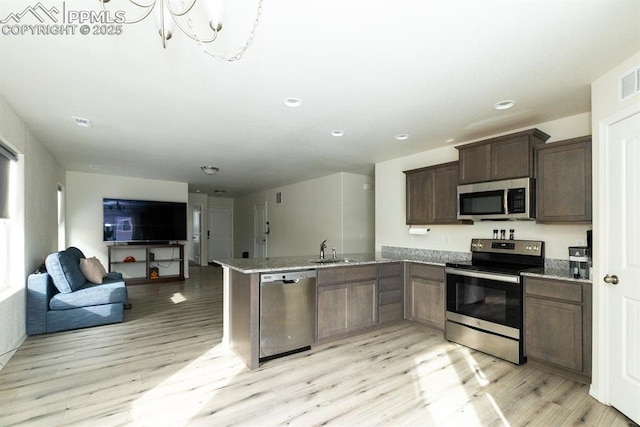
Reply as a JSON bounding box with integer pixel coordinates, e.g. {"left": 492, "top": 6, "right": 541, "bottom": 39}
{"left": 411, "top": 346, "right": 512, "bottom": 425}
{"left": 412, "top": 349, "right": 479, "bottom": 423}
{"left": 485, "top": 392, "right": 511, "bottom": 426}
{"left": 130, "top": 343, "right": 244, "bottom": 426}
{"left": 460, "top": 347, "right": 510, "bottom": 425}
{"left": 170, "top": 292, "right": 186, "bottom": 304}
{"left": 461, "top": 348, "right": 490, "bottom": 387}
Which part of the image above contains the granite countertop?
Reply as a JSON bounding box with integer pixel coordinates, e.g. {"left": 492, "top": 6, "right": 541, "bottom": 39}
{"left": 215, "top": 246, "right": 593, "bottom": 284}
{"left": 522, "top": 269, "right": 593, "bottom": 284}
{"left": 214, "top": 252, "right": 462, "bottom": 274}
{"left": 214, "top": 253, "right": 414, "bottom": 274}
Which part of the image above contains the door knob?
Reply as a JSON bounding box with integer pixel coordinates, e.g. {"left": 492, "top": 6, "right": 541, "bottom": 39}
{"left": 603, "top": 274, "right": 619, "bottom": 285}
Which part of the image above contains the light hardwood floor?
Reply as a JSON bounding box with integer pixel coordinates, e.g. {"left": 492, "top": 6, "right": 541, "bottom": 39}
{"left": 1, "top": 265, "right": 636, "bottom": 427}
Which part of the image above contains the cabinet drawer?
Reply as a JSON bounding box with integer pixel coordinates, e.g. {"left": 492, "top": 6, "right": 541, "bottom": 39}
{"left": 408, "top": 263, "right": 444, "bottom": 281}
{"left": 379, "top": 303, "right": 403, "bottom": 323}
{"left": 379, "top": 262, "right": 403, "bottom": 277}
{"left": 525, "top": 278, "right": 582, "bottom": 303}
{"left": 379, "top": 289, "right": 402, "bottom": 305}
{"left": 317, "top": 265, "right": 377, "bottom": 285}
{"left": 379, "top": 276, "right": 402, "bottom": 292}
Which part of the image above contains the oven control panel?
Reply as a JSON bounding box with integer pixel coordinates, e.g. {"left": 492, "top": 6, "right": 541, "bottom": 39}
{"left": 491, "top": 242, "right": 516, "bottom": 250}
{"left": 471, "top": 239, "right": 544, "bottom": 256}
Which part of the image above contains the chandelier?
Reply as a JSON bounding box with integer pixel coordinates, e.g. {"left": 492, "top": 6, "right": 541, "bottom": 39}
{"left": 98, "top": 0, "right": 263, "bottom": 61}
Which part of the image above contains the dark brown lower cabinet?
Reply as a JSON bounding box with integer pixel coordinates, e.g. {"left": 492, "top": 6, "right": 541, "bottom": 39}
{"left": 349, "top": 280, "right": 378, "bottom": 332}
{"left": 316, "top": 265, "right": 378, "bottom": 341}
{"left": 405, "top": 263, "right": 445, "bottom": 333}
{"left": 378, "top": 262, "right": 404, "bottom": 324}
{"left": 524, "top": 276, "right": 592, "bottom": 383}
{"left": 316, "top": 283, "right": 349, "bottom": 339}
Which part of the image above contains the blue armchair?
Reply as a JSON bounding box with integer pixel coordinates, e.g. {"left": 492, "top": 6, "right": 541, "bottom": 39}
{"left": 26, "top": 247, "right": 128, "bottom": 335}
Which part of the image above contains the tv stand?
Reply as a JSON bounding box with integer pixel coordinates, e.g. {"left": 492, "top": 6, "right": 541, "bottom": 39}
{"left": 107, "top": 243, "right": 184, "bottom": 285}
{"left": 125, "top": 241, "right": 171, "bottom": 245}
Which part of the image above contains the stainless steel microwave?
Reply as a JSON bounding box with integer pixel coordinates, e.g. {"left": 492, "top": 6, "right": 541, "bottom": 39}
{"left": 457, "top": 177, "right": 535, "bottom": 221}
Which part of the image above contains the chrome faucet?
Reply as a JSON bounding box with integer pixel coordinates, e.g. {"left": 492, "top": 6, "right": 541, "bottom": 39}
{"left": 320, "top": 239, "right": 327, "bottom": 259}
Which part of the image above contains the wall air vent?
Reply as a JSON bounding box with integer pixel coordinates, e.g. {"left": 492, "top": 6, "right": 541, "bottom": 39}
{"left": 619, "top": 64, "right": 640, "bottom": 102}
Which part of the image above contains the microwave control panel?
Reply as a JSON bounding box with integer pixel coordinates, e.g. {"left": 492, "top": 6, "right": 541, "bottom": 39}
{"left": 507, "top": 188, "right": 526, "bottom": 213}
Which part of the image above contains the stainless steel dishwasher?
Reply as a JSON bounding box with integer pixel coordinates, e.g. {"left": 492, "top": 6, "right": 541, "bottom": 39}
{"left": 260, "top": 270, "right": 316, "bottom": 361}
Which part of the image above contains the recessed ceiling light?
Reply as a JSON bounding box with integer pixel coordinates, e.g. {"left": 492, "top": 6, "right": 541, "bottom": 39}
{"left": 493, "top": 100, "right": 516, "bottom": 110}
{"left": 395, "top": 134, "right": 409, "bottom": 141}
{"left": 73, "top": 116, "right": 91, "bottom": 128}
{"left": 89, "top": 164, "right": 99, "bottom": 170}
{"left": 283, "top": 97, "right": 302, "bottom": 108}
{"left": 214, "top": 189, "right": 226, "bottom": 194}
{"left": 446, "top": 138, "right": 455, "bottom": 143}
{"left": 331, "top": 130, "right": 345, "bottom": 137}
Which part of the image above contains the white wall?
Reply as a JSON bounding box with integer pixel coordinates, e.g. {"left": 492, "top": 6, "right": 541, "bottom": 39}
{"left": 265, "top": 174, "right": 343, "bottom": 257}
{"left": 375, "top": 112, "right": 593, "bottom": 260}
{"left": 341, "top": 173, "right": 375, "bottom": 253}
{"left": 209, "top": 197, "right": 234, "bottom": 209}
{"left": 66, "top": 172, "right": 188, "bottom": 275}
{"left": 233, "top": 191, "right": 266, "bottom": 258}
{"left": 233, "top": 172, "right": 375, "bottom": 258}
{"left": 590, "top": 49, "right": 640, "bottom": 399}
{"left": 0, "top": 95, "right": 64, "bottom": 370}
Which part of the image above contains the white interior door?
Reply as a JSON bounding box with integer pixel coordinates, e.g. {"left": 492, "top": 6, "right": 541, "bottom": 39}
{"left": 192, "top": 206, "right": 201, "bottom": 265}
{"left": 603, "top": 109, "right": 640, "bottom": 423}
{"left": 254, "top": 202, "right": 267, "bottom": 258}
{"left": 208, "top": 207, "right": 232, "bottom": 262}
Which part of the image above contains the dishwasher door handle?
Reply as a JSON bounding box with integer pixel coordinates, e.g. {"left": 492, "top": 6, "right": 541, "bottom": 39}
{"left": 282, "top": 279, "right": 300, "bottom": 284}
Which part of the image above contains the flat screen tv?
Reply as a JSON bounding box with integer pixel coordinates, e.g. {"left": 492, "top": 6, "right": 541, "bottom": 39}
{"left": 103, "top": 198, "right": 187, "bottom": 243}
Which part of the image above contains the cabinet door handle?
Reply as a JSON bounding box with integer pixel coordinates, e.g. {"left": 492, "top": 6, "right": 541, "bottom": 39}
{"left": 603, "top": 274, "right": 619, "bottom": 285}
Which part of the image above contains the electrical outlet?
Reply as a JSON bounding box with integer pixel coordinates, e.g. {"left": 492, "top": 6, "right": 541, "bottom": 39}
{"left": 576, "top": 239, "right": 585, "bottom": 246}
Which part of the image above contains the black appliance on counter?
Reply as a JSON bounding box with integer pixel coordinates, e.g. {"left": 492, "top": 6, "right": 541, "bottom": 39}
{"left": 445, "top": 238, "right": 544, "bottom": 364}
{"left": 569, "top": 246, "right": 591, "bottom": 279}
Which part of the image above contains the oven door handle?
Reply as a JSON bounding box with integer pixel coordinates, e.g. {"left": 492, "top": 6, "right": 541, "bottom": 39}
{"left": 445, "top": 267, "right": 520, "bottom": 284}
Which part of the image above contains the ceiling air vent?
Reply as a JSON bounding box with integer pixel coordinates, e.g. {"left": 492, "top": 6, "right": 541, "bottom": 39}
{"left": 619, "top": 64, "right": 640, "bottom": 102}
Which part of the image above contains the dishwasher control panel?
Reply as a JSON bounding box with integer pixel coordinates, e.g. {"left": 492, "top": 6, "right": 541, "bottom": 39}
{"left": 260, "top": 270, "right": 316, "bottom": 283}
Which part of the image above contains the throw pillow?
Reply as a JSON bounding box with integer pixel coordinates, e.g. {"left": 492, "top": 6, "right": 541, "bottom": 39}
{"left": 79, "top": 257, "right": 107, "bottom": 284}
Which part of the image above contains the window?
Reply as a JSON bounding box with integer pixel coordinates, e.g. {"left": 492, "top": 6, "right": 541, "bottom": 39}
{"left": 58, "top": 184, "right": 65, "bottom": 251}
{"left": 0, "top": 219, "right": 7, "bottom": 291}
{"left": 0, "top": 141, "right": 18, "bottom": 292}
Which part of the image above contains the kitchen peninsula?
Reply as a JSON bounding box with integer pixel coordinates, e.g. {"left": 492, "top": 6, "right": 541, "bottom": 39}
{"left": 215, "top": 250, "right": 461, "bottom": 370}
{"left": 216, "top": 248, "right": 590, "bottom": 376}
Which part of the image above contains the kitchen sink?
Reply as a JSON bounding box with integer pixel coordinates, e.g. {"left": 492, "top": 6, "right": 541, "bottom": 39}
{"left": 309, "top": 258, "right": 346, "bottom": 264}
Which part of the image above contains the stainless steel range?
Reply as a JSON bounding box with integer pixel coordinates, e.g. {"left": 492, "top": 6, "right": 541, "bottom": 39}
{"left": 445, "top": 239, "right": 544, "bottom": 364}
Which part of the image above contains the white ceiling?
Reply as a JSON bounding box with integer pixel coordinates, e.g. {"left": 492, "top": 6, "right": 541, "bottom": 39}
{"left": 0, "top": 0, "right": 639, "bottom": 197}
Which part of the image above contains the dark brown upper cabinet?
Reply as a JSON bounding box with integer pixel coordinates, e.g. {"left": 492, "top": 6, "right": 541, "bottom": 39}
{"left": 404, "top": 161, "right": 462, "bottom": 225}
{"left": 456, "top": 129, "right": 551, "bottom": 184}
{"left": 535, "top": 136, "right": 592, "bottom": 223}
